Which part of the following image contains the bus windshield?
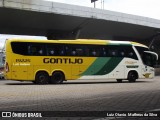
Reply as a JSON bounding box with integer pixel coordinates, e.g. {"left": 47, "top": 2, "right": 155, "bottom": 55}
{"left": 135, "top": 46, "right": 158, "bottom": 67}
{"left": 142, "top": 51, "right": 158, "bottom": 67}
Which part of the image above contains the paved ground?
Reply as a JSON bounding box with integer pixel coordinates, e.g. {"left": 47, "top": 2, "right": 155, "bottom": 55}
{"left": 0, "top": 77, "right": 160, "bottom": 120}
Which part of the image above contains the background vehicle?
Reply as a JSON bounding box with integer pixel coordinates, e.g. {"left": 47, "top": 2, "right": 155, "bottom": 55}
{"left": 4, "top": 39, "right": 158, "bottom": 84}
{"left": 0, "top": 48, "right": 5, "bottom": 79}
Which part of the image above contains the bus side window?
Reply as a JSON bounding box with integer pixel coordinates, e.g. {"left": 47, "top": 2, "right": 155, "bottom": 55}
{"left": 71, "top": 50, "right": 76, "bottom": 56}
{"left": 92, "top": 50, "right": 97, "bottom": 56}
{"left": 85, "top": 48, "right": 90, "bottom": 56}
{"left": 47, "top": 44, "right": 61, "bottom": 56}
{"left": 126, "top": 46, "right": 138, "bottom": 60}
{"left": 78, "top": 49, "right": 84, "bottom": 56}
{"left": 59, "top": 46, "right": 65, "bottom": 55}
{"left": 118, "top": 47, "right": 125, "bottom": 57}
{"left": 59, "top": 50, "right": 63, "bottom": 55}
{"left": 30, "top": 46, "right": 37, "bottom": 55}
{"left": 120, "top": 51, "right": 125, "bottom": 56}
{"left": 38, "top": 49, "right": 43, "bottom": 55}
{"left": 47, "top": 48, "right": 55, "bottom": 56}
{"left": 128, "top": 52, "right": 133, "bottom": 57}
{"left": 28, "top": 44, "right": 45, "bottom": 56}
{"left": 28, "top": 46, "right": 31, "bottom": 55}
{"left": 109, "top": 49, "right": 117, "bottom": 57}
{"left": 50, "top": 49, "right": 55, "bottom": 55}
{"left": 65, "top": 46, "right": 72, "bottom": 56}
{"left": 100, "top": 46, "right": 109, "bottom": 57}
{"left": 102, "top": 48, "right": 107, "bottom": 57}
{"left": 108, "top": 46, "right": 118, "bottom": 57}
{"left": 37, "top": 47, "right": 44, "bottom": 56}
{"left": 11, "top": 42, "right": 28, "bottom": 55}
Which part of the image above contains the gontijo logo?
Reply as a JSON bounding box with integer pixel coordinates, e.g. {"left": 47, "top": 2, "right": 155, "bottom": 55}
{"left": 43, "top": 58, "right": 83, "bottom": 64}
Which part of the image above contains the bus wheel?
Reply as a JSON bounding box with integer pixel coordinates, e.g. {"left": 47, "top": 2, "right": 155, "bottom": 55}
{"left": 117, "top": 79, "right": 122, "bottom": 83}
{"left": 35, "top": 72, "right": 49, "bottom": 84}
{"left": 128, "top": 71, "right": 137, "bottom": 83}
{"left": 51, "top": 71, "right": 64, "bottom": 84}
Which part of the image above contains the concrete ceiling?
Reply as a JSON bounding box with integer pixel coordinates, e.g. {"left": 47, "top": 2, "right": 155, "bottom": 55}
{"left": 0, "top": 7, "right": 159, "bottom": 44}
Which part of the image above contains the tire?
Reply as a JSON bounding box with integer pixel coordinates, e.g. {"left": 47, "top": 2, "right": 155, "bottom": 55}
{"left": 128, "top": 72, "right": 137, "bottom": 83}
{"left": 35, "top": 72, "right": 49, "bottom": 84}
{"left": 117, "top": 79, "right": 122, "bottom": 83}
{"left": 51, "top": 71, "right": 64, "bottom": 84}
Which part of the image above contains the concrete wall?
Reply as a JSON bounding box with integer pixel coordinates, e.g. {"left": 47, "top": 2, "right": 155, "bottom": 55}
{"left": 1, "top": 0, "right": 160, "bottom": 29}
{"left": 155, "top": 68, "right": 160, "bottom": 76}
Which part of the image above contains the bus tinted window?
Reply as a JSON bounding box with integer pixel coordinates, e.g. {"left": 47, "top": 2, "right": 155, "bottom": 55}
{"left": 87, "top": 45, "right": 101, "bottom": 57}
{"left": 11, "top": 42, "right": 137, "bottom": 59}
{"left": 107, "top": 45, "right": 138, "bottom": 59}
{"left": 11, "top": 42, "right": 28, "bottom": 55}
{"left": 47, "top": 44, "right": 60, "bottom": 56}
{"left": 135, "top": 46, "right": 157, "bottom": 67}
{"left": 135, "top": 46, "right": 149, "bottom": 56}
{"left": 28, "top": 43, "right": 45, "bottom": 56}
{"left": 124, "top": 46, "right": 138, "bottom": 60}
{"left": 68, "top": 45, "right": 85, "bottom": 56}
{"left": 108, "top": 46, "right": 118, "bottom": 57}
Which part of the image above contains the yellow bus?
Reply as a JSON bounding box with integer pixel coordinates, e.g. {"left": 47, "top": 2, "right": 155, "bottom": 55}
{"left": 4, "top": 39, "right": 158, "bottom": 84}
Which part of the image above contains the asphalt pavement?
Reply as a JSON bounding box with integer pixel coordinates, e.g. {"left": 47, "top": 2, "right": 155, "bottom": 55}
{"left": 0, "top": 77, "right": 160, "bottom": 120}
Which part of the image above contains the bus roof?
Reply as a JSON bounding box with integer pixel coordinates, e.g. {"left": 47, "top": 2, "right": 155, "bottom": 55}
{"left": 7, "top": 39, "right": 148, "bottom": 48}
